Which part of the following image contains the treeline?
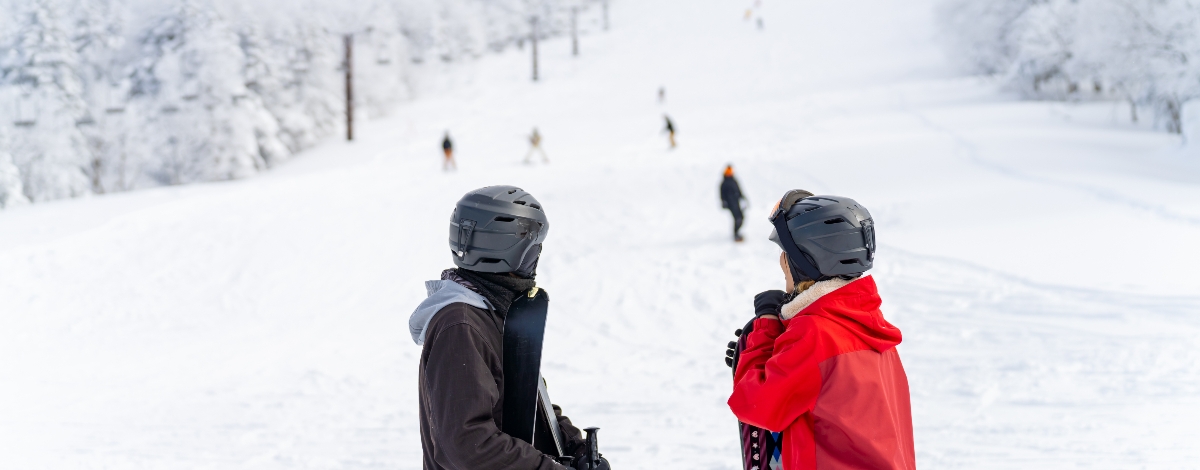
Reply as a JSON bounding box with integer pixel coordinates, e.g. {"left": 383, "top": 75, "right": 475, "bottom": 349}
{"left": 0, "top": 0, "right": 587, "bottom": 207}
{"left": 938, "top": 0, "right": 1200, "bottom": 133}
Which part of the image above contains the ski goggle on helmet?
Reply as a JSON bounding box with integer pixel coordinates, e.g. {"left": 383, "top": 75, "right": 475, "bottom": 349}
{"left": 767, "top": 189, "right": 816, "bottom": 224}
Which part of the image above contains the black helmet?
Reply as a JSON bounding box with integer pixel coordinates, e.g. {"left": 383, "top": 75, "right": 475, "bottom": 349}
{"left": 768, "top": 191, "right": 875, "bottom": 281}
{"left": 450, "top": 186, "right": 549, "bottom": 277}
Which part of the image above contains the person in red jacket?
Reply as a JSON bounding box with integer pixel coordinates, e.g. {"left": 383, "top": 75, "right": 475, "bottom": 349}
{"left": 728, "top": 190, "right": 915, "bottom": 470}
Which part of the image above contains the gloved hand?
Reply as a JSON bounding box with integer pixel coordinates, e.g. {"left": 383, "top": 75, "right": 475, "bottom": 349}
{"left": 754, "top": 290, "right": 788, "bottom": 318}
{"left": 570, "top": 455, "right": 610, "bottom": 470}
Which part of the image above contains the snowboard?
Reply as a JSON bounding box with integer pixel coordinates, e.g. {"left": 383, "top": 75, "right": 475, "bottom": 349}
{"left": 502, "top": 287, "right": 567, "bottom": 459}
{"left": 728, "top": 319, "right": 783, "bottom": 470}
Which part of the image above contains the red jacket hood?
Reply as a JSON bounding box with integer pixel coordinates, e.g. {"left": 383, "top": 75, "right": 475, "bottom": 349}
{"left": 787, "top": 276, "right": 902, "bottom": 353}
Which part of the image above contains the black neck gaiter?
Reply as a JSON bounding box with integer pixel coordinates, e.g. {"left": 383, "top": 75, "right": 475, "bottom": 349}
{"left": 452, "top": 268, "right": 536, "bottom": 319}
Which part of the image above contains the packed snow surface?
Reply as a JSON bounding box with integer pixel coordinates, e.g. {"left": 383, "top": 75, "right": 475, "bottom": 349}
{"left": 3, "top": 0, "right": 1200, "bottom": 468}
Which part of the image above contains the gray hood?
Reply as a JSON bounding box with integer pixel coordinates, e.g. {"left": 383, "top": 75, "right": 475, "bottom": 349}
{"left": 409, "top": 279, "right": 491, "bottom": 345}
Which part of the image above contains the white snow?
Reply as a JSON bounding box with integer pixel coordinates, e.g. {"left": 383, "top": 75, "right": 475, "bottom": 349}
{"left": 3, "top": 0, "right": 1200, "bottom": 468}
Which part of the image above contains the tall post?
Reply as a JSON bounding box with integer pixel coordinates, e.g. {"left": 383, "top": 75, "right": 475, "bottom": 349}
{"left": 344, "top": 34, "right": 354, "bottom": 141}
{"left": 571, "top": 7, "right": 579, "bottom": 56}
{"left": 531, "top": 17, "right": 539, "bottom": 82}
{"left": 603, "top": 0, "right": 609, "bottom": 31}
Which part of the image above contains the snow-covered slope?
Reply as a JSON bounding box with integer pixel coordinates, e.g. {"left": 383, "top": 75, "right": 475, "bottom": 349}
{"left": 2, "top": 0, "right": 1200, "bottom": 468}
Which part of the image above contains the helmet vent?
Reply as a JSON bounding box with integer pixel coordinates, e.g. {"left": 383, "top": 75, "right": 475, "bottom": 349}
{"left": 494, "top": 216, "right": 515, "bottom": 222}
{"left": 513, "top": 200, "right": 527, "bottom": 206}
{"left": 480, "top": 258, "right": 503, "bottom": 264}
{"left": 824, "top": 218, "right": 846, "bottom": 225}
{"left": 840, "top": 259, "right": 860, "bottom": 265}
{"left": 530, "top": 204, "right": 542, "bottom": 210}
{"left": 508, "top": 189, "right": 519, "bottom": 194}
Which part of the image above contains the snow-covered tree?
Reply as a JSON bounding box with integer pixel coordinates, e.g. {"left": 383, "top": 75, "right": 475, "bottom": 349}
{"left": 128, "top": 0, "right": 286, "bottom": 184}
{"left": 1083, "top": 0, "right": 1200, "bottom": 132}
{"left": 352, "top": 2, "right": 413, "bottom": 117}
{"left": 938, "top": 0, "right": 1200, "bottom": 133}
{"left": 1004, "top": 1, "right": 1080, "bottom": 97}
{"left": 1, "top": 0, "right": 91, "bottom": 201}
{"left": 936, "top": 0, "right": 1038, "bottom": 75}
{"left": 68, "top": 0, "right": 131, "bottom": 193}
{"left": 0, "top": 0, "right": 584, "bottom": 208}
{"left": 0, "top": 127, "right": 31, "bottom": 207}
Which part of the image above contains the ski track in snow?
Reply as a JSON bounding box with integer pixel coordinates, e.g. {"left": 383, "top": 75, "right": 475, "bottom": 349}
{"left": 3, "top": 0, "right": 1200, "bottom": 468}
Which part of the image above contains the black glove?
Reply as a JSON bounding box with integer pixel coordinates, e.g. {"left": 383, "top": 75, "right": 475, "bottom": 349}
{"left": 571, "top": 455, "right": 610, "bottom": 470}
{"left": 754, "top": 290, "right": 787, "bottom": 318}
{"left": 726, "top": 319, "right": 756, "bottom": 369}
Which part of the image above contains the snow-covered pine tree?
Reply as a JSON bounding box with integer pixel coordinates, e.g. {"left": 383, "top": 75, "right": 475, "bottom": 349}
{"left": 2, "top": 0, "right": 91, "bottom": 202}
{"left": 0, "top": 126, "right": 31, "bottom": 207}
{"left": 396, "top": 0, "right": 436, "bottom": 64}
{"left": 1090, "top": 0, "right": 1200, "bottom": 133}
{"left": 356, "top": 3, "right": 412, "bottom": 118}
{"left": 432, "top": 0, "right": 485, "bottom": 63}
{"left": 128, "top": 0, "right": 287, "bottom": 185}
{"left": 1004, "top": 0, "right": 1079, "bottom": 97}
{"left": 936, "top": 0, "right": 1039, "bottom": 75}
{"left": 0, "top": 0, "right": 584, "bottom": 209}
{"left": 69, "top": 0, "right": 131, "bottom": 193}
{"left": 938, "top": 0, "right": 1200, "bottom": 133}
{"left": 279, "top": 20, "right": 343, "bottom": 151}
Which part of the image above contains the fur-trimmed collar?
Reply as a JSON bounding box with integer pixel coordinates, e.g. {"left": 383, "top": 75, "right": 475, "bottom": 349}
{"left": 780, "top": 277, "right": 855, "bottom": 320}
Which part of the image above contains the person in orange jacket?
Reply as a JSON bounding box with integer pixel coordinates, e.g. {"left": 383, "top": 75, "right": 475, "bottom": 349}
{"left": 728, "top": 190, "right": 915, "bottom": 470}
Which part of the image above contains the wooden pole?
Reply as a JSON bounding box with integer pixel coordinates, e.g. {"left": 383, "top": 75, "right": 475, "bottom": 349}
{"left": 531, "top": 17, "right": 539, "bottom": 81}
{"left": 571, "top": 7, "right": 579, "bottom": 56}
{"left": 344, "top": 34, "right": 354, "bottom": 141}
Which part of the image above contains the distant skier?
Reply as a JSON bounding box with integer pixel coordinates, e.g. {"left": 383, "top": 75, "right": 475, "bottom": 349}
{"left": 524, "top": 128, "right": 549, "bottom": 164}
{"left": 720, "top": 165, "right": 747, "bottom": 242}
{"left": 410, "top": 186, "right": 610, "bottom": 470}
{"left": 726, "top": 190, "right": 914, "bottom": 470}
{"left": 658, "top": 86, "right": 666, "bottom": 104}
{"left": 663, "top": 115, "right": 676, "bottom": 149}
{"left": 442, "top": 132, "right": 457, "bottom": 171}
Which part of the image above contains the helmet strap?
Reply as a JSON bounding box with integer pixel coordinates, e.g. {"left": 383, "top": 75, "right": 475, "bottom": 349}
{"left": 771, "top": 215, "right": 824, "bottom": 281}
{"left": 515, "top": 244, "right": 542, "bottom": 279}
{"left": 788, "top": 259, "right": 808, "bottom": 283}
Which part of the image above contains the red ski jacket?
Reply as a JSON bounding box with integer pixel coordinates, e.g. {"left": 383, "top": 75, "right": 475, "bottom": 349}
{"left": 729, "top": 276, "right": 915, "bottom": 470}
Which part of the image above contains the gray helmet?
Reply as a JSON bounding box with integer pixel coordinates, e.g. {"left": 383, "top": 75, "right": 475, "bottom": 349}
{"left": 768, "top": 194, "right": 875, "bottom": 281}
{"left": 450, "top": 186, "right": 549, "bottom": 277}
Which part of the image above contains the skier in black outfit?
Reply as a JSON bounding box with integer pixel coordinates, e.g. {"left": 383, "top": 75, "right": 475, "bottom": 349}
{"left": 409, "top": 186, "right": 611, "bottom": 470}
{"left": 721, "top": 164, "right": 747, "bottom": 242}
{"left": 442, "top": 132, "right": 457, "bottom": 171}
{"left": 663, "top": 115, "right": 676, "bottom": 149}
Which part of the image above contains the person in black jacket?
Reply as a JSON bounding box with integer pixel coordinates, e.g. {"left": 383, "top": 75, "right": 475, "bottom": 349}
{"left": 409, "top": 186, "right": 610, "bottom": 470}
{"left": 663, "top": 115, "right": 676, "bottom": 149}
{"left": 442, "top": 132, "right": 457, "bottom": 171}
{"left": 721, "top": 165, "right": 747, "bottom": 242}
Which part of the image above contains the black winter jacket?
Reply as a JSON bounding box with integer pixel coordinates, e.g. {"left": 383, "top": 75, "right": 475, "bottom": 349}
{"left": 419, "top": 300, "right": 584, "bottom": 470}
{"left": 720, "top": 176, "right": 744, "bottom": 208}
